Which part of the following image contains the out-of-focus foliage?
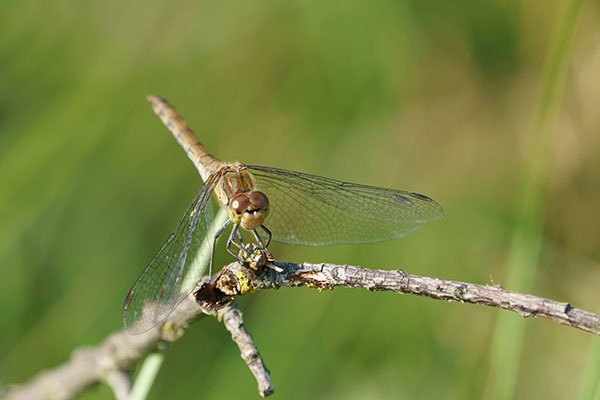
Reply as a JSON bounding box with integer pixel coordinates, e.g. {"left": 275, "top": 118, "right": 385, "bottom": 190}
{"left": 0, "top": 1, "right": 599, "bottom": 399}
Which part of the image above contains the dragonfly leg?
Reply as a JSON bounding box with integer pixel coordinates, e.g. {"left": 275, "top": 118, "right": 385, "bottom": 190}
{"left": 210, "top": 219, "right": 231, "bottom": 278}
{"left": 226, "top": 223, "right": 248, "bottom": 261}
{"left": 252, "top": 229, "right": 273, "bottom": 260}
{"left": 251, "top": 229, "right": 267, "bottom": 249}
{"left": 260, "top": 225, "right": 272, "bottom": 247}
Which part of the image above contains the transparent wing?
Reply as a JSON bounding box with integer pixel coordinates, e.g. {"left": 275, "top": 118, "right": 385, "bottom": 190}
{"left": 123, "top": 172, "right": 221, "bottom": 334}
{"left": 247, "top": 165, "right": 443, "bottom": 246}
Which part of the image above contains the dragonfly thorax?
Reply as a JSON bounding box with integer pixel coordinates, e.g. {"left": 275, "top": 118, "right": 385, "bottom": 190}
{"left": 228, "top": 191, "right": 269, "bottom": 230}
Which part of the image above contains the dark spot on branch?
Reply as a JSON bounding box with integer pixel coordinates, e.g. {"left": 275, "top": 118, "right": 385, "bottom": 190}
{"left": 194, "top": 282, "right": 233, "bottom": 313}
{"left": 564, "top": 303, "right": 574, "bottom": 315}
{"left": 454, "top": 285, "right": 467, "bottom": 300}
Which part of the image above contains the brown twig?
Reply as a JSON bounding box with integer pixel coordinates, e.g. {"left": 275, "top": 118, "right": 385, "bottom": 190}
{"left": 3, "top": 290, "right": 206, "bottom": 400}
{"left": 4, "top": 276, "right": 272, "bottom": 400}
{"left": 248, "top": 261, "right": 599, "bottom": 335}
{"left": 216, "top": 303, "right": 274, "bottom": 397}
{"left": 4, "top": 260, "right": 599, "bottom": 400}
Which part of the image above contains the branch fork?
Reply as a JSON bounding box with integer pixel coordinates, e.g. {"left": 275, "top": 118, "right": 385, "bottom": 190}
{"left": 5, "top": 256, "right": 599, "bottom": 400}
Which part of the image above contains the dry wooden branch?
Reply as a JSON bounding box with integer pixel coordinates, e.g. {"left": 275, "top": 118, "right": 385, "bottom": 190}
{"left": 216, "top": 303, "right": 274, "bottom": 397}
{"left": 4, "top": 276, "right": 271, "bottom": 400}
{"left": 246, "top": 261, "right": 600, "bottom": 335}
{"left": 4, "top": 259, "right": 599, "bottom": 400}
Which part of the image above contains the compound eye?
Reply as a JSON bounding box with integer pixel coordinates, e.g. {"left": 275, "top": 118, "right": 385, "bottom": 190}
{"left": 249, "top": 191, "right": 269, "bottom": 210}
{"left": 230, "top": 194, "right": 250, "bottom": 215}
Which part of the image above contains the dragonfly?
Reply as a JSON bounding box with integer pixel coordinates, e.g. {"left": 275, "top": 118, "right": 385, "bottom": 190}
{"left": 123, "top": 95, "right": 443, "bottom": 334}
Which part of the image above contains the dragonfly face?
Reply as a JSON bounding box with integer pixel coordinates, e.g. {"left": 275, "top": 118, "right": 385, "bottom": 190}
{"left": 229, "top": 191, "right": 270, "bottom": 230}
{"left": 214, "top": 163, "right": 271, "bottom": 232}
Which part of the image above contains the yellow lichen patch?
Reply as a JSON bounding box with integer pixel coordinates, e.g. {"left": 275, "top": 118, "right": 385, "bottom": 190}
{"left": 305, "top": 283, "right": 334, "bottom": 292}
{"left": 235, "top": 271, "right": 256, "bottom": 295}
{"left": 160, "top": 322, "right": 185, "bottom": 342}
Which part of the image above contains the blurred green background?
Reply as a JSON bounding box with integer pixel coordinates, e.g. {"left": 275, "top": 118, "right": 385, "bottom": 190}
{"left": 1, "top": 0, "right": 599, "bottom": 399}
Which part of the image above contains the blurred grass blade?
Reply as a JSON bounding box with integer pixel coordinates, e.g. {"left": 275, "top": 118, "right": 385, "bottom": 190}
{"left": 129, "top": 207, "right": 228, "bottom": 399}
{"left": 130, "top": 351, "right": 167, "bottom": 400}
{"left": 486, "top": 0, "right": 584, "bottom": 398}
{"left": 577, "top": 337, "right": 600, "bottom": 400}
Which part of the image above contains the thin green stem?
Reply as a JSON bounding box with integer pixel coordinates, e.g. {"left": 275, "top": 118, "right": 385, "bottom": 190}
{"left": 577, "top": 337, "right": 600, "bottom": 400}
{"left": 128, "top": 207, "right": 229, "bottom": 399}
{"left": 486, "top": 0, "right": 583, "bottom": 399}
{"left": 130, "top": 350, "right": 168, "bottom": 400}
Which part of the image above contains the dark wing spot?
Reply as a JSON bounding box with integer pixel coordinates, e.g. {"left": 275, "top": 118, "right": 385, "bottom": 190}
{"left": 409, "top": 192, "right": 433, "bottom": 202}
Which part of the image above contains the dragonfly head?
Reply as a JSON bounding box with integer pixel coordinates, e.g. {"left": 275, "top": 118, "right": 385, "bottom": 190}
{"left": 229, "top": 191, "right": 269, "bottom": 230}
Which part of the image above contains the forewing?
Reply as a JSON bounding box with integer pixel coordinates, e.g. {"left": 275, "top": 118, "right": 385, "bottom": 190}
{"left": 247, "top": 165, "right": 443, "bottom": 246}
{"left": 123, "top": 173, "right": 220, "bottom": 333}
